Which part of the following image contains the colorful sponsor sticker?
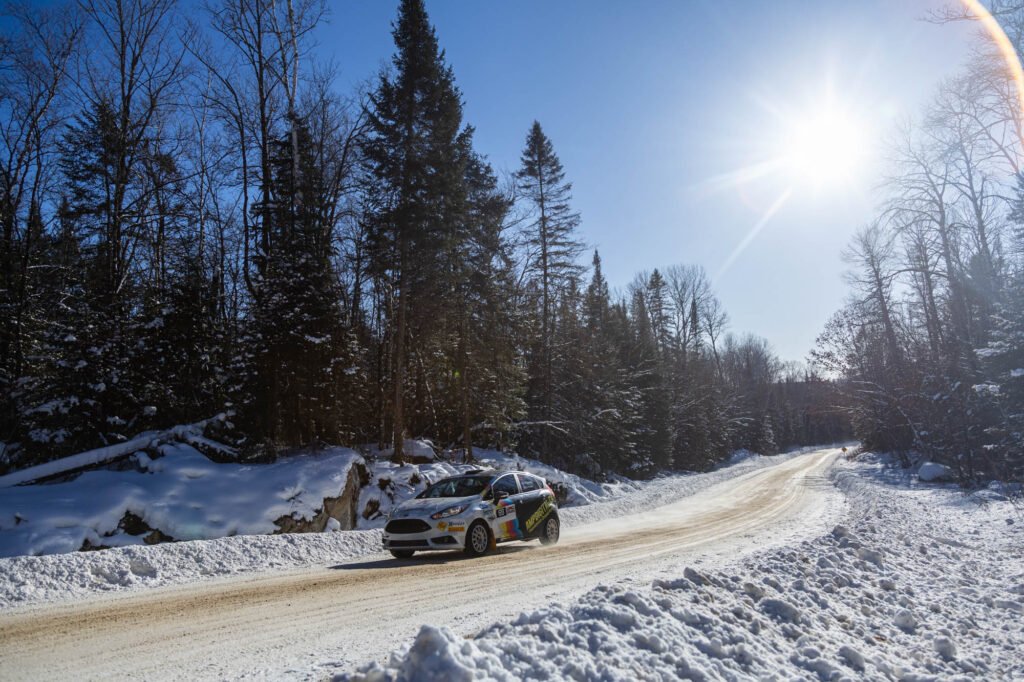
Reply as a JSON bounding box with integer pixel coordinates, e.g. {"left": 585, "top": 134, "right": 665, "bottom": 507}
{"left": 525, "top": 497, "right": 554, "bottom": 532}
{"left": 498, "top": 519, "right": 519, "bottom": 540}
{"left": 447, "top": 525, "right": 465, "bottom": 532}
{"left": 437, "top": 521, "right": 447, "bottom": 530}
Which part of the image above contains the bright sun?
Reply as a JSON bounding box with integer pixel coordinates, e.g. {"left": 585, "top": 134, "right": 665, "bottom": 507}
{"left": 781, "top": 102, "right": 867, "bottom": 189}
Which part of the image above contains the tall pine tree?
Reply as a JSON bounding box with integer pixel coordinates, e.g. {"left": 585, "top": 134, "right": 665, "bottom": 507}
{"left": 515, "top": 121, "right": 583, "bottom": 458}
{"left": 362, "top": 0, "right": 470, "bottom": 462}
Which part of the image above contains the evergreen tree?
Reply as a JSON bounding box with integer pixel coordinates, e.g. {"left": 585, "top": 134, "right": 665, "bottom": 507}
{"left": 628, "top": 288, "right": 674, "bottom": 473}
{"left": 244, "top": 116, "right": 358, "bottom": 450}
{"left": 579, "top": 251, "right": 640, "bottom": 474}
{"left": 363, "top": 0, "right": 468, "bottom": 462}
{"left": 16, "top": 101, "right": 145, "bottom": 455}
{"left": 515, "top": 121, "right": 584, "bottom": 457}
{"left": 446, "top": 140, "right": 524, "bottom": 458}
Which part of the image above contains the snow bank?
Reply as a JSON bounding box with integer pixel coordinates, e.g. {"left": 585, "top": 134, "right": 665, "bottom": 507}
{"left": 341, "top": 452, "right": 1024, "bottom": 681}
{"left": 0, "top": 527, "right": 383, "bottom": 607}
{"left": 0, "top": 444, "right": 362, "bottom": 557}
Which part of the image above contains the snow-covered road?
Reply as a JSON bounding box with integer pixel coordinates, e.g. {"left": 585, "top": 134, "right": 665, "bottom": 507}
{"left": 0, "top": 448, "right": 842, "bottom": 680}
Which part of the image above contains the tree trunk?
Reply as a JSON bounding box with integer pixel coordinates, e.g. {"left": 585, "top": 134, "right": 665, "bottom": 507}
{"left": 392, "top": 244, "right": 407, "bottom": 464}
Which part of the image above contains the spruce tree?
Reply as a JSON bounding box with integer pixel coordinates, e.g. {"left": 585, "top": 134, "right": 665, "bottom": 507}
{"left": 447, "top": 138, "right": 523, "bottom": 458}
{"left": 363, "top": 0, "right": 467, "bottom": 462}
{"left": 579, "top": 251, "right": 639, "bottom": 474}
{"left": 629, "top": 287, "right": 674, "bottom": 472}
{"left": 515, "top": 121, "right": 583, "bottom": 458}
{"left": 241, "top": 116, "right": 359, "bottom": 450}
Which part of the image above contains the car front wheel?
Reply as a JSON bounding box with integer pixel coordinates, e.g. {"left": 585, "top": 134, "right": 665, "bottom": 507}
{"left": 390, "top": 549, "right": 415, "bottom": 559}
{"left": 538, "top": 513, "right": 560, "bottom": 545}
{"left": 464, "top": 520, "right": 492, "bottom": 557}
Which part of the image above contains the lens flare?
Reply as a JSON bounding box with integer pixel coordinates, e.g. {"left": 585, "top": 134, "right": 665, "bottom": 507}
{"left": 961, "top": 0, "right": 1024, "bottom": 141}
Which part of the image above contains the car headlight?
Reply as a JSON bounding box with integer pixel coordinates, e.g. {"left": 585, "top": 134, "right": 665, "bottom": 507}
{"left": 430, "top": 504, "right": 468, "bottom": 520}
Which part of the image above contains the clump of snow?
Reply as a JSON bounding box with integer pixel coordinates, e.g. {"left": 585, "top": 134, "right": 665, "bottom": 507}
{"left": 363, "top": 439, "right": 437, "bottom": 463}
{"left": 340, "top": 452, "right": 1024, "bottom": 681}
{"left": 918, "top": 460, "right": 956, "bottom": 483}
{"left": 0, "top": 444, "right": 362, "bottom": 557}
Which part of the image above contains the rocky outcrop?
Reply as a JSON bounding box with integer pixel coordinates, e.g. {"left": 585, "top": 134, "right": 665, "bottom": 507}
{"left": 274, "top": 461, "right": 366, "bottom": 533}
{"left": 80, "top": 511, "right": 175, "bottom": 551}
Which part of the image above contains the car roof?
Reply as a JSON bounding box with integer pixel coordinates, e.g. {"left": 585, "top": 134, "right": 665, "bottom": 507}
{"left": 443, "top": 469, "right": 541, "bottom": 481}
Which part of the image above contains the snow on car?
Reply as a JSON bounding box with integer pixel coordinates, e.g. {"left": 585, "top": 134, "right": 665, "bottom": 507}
{"left": 382, "top": 470, "right": 560, "bottom": 558}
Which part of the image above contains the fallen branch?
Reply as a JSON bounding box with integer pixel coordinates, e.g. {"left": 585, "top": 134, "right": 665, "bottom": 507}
{"left": 0, "top": 414, "right": 230, "bottom": 489}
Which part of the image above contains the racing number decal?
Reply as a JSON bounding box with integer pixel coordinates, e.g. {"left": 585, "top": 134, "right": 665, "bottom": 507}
{"left": 494, "top": 499, "right": 519, "bottom": 540}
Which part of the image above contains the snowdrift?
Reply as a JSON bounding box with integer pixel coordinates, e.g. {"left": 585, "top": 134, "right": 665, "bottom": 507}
{"left": 0, "top": 443, "right": 363, "bottom": 557}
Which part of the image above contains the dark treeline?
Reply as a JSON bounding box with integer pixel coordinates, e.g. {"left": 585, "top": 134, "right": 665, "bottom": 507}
{"left": 814, "top": 2, "right": 1024, "bottom": 484}
{"left": 0, "top": 0, "right": 848, "bottom": 477}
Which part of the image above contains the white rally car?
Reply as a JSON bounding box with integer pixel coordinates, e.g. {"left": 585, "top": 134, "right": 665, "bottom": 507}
{"left": 382, "top": 469, "right": 560, "bottom": 559}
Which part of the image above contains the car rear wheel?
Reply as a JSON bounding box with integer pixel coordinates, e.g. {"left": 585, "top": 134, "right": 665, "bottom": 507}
{"left": 464, "top": 520, "right": 492, "bottom": 557}
{"left": 390, "top": 549, "right": 415, "bottom": 559}
{"left": 538, "top": 513, "right": 560, "bottom": 545}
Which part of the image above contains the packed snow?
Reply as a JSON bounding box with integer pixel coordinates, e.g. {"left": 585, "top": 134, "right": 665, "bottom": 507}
{"left": 340, "top": 452, "right": 1024, "bottom": 681}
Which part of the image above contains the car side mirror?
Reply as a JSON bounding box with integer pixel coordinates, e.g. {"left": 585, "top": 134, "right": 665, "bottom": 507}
{"left": 495, "top": 491, "right": 510, "bottom": 501}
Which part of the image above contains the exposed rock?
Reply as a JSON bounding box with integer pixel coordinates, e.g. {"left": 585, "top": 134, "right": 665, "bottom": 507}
{"left": 274, "top": 462, "right": 363, "bottom": 533}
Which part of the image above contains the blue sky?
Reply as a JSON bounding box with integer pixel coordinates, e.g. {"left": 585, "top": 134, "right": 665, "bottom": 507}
{"left": 318, "top": 1, "right": 979, "bottom": 362}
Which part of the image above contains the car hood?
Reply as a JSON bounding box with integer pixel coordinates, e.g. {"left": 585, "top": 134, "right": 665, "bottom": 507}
{"left": 390, "top": 495, "right": 478, "bottom": 519}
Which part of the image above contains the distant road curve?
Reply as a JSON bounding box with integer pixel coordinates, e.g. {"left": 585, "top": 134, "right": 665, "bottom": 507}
{"left": 0, "top": 448, "right": 840, "bottom": 680}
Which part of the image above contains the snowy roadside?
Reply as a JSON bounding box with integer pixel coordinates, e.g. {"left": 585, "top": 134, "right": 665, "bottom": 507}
{"left": 0, "top": 444, "right": 363, "bottom": 558}
{"left": 340, "top": 453, "right": 1024, "bottom": 681}
{"left": 0, "top": 447, "right": 815, "bottom": 610}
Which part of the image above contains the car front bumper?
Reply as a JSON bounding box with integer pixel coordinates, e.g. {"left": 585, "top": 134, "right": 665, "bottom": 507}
{"left": 381, "top": 516, "right": 471, "bottom": 551}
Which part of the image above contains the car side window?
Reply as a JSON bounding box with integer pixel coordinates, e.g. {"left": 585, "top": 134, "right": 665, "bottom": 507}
{"left": 518, "top": 474, "right": 539, "bottom": 492}
{"left": 492, "top": 475, "right": 519, "bottom": 498}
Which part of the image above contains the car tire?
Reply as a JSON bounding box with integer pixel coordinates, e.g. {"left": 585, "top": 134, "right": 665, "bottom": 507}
{"left": 538, "top": 512, "right": 560, "bottom": 545}
{"left": 464, "top": 520, "right": 492, "bottom": 557}
{"left": 390, "top": 549, "right": 415, "bottom": 559}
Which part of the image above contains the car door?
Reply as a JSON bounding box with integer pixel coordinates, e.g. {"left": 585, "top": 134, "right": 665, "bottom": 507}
{"left": 489, "top": 473, "right": 522, "bottom": 541}
{"left": 514, "top": 474, "right": 554, "bottom": 538}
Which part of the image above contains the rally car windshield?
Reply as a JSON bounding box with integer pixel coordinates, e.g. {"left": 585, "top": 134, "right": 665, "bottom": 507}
{"left": 419, "top": 476, "right": 491, "bottom": 499}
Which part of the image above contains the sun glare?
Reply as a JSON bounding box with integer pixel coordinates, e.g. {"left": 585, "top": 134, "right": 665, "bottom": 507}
{"left": 694, "top": 84, "right": 874, "bottom": 279}
{"left": 781, "top": 102, "right": 867, "bottom": 189}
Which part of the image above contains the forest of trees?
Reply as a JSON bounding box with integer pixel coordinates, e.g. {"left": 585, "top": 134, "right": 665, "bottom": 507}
{"left": 813, "top": 2, "right": 1024, "bottom": 484}
{"left": 0, "top": 0, "right": 849, "bottom": 478}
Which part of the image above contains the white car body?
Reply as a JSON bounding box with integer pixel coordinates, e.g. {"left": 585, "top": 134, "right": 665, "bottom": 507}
{"left": 382, "top": 470, "right": 560, "bottom": 558}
